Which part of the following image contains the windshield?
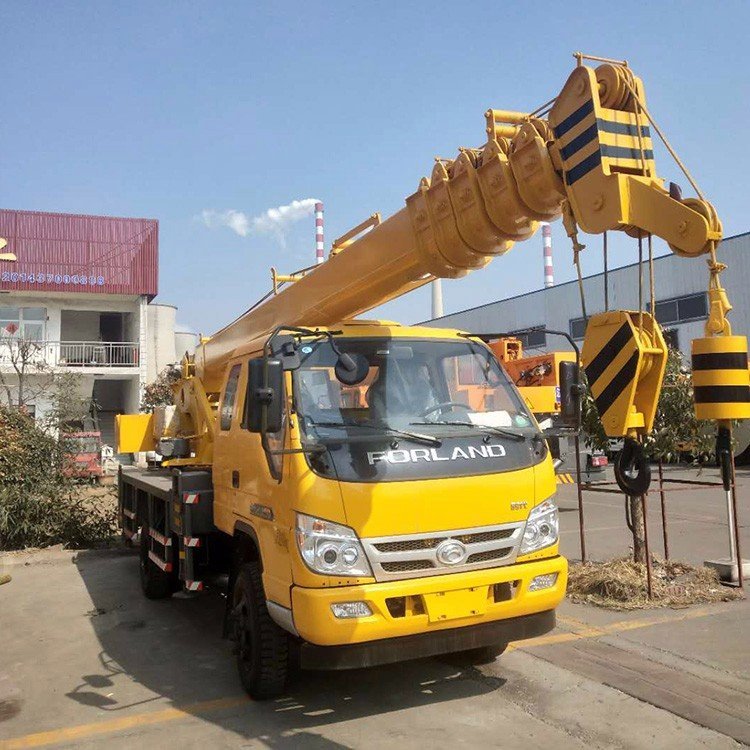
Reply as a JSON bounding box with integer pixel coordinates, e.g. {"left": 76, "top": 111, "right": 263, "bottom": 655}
{"left": 293, "top": 337, "right": 535, "bottom": 435}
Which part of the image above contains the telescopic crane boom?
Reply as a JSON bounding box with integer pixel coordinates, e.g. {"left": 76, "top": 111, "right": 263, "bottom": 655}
{"left": 197, "top": 55, "right": 723, "bottom": 394}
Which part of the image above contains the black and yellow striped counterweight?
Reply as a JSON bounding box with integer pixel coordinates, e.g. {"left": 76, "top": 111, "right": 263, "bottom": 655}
{"left": 581, "top": 310, "right": 667, "bottom": 437}
{"left": 691, "top": 336, "right": 750, "bottom": 420}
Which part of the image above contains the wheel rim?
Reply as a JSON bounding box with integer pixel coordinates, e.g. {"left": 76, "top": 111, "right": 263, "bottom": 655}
{"left": 233, "top": 589, "right": 256, "bottom": 679}
{"left": 139, "top": 533, "right": 149, "bottom": 581}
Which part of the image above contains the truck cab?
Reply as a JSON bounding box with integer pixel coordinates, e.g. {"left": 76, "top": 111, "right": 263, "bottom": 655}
{"left": 214, "top": 322, "right": 567, "bottom": 690}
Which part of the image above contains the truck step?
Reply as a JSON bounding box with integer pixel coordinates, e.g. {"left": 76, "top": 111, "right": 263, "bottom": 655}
{"left": 148, "top": 550, "right": 173, "bottom": 573}
{"left": 148, "top": 527, "right": 172, "bottom": 546}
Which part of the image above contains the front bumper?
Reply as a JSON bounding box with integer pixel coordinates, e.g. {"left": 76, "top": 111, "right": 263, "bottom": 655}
{"left": 290, "top": 555, "right": 567, "bottom": 650}
{"left": 300, "top": 609, "right": 555, "bottom": 670}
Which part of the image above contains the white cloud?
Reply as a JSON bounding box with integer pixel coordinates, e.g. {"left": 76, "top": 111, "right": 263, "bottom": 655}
{"left": 199, "top": 198, "right": 320, "bottom": 248}
{"left": 200, "top": 209, "right": 250, "bottom": 237}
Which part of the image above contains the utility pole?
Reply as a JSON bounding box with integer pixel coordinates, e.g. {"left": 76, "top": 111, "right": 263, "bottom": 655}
{"left": 431, "top": 279, "right": 444, "bottom": 319}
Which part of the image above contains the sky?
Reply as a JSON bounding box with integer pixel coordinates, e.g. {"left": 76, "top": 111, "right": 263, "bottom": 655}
{"left": 3, "top": 1, "right": 749, "bottom": 335}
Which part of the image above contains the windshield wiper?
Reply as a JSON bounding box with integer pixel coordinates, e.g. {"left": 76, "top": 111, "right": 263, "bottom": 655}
{"left": 308, "top": 420, "right": 441, "bottom": 447}
{"left": 410, "top": 420, "right": 527, "bottom": 442}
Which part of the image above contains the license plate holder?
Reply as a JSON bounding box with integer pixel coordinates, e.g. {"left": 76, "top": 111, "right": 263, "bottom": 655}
{"left": 423, "top": 587, "right": 488, "bottom": 623}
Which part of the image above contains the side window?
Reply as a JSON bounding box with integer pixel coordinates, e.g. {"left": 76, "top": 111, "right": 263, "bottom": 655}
{"left": 220, "top": 364, "right": 241, "bottom": 431}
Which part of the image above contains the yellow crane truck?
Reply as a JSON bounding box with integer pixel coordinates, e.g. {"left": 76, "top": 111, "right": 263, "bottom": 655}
{"left": 117, "top": 54, "right": 730, "bottom": 698}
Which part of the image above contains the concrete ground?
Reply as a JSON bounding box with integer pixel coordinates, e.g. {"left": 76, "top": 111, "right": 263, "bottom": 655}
{"left": 0, "top": 465, "right": 748, "bottom": 749}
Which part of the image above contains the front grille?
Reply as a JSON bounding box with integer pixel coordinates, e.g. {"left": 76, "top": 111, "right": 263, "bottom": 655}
{"left": 363, "top": 521, "right": 524, "bottom": 582}
{"left": 381, "top": 559, "right": 435, "bottom": 573}
{"left": 466, "top": 547, "right": 513, "bottom": 564}
{"left": 458, "top": 529, "right": 514, "bottom": 544}
{"left": 374, "top": 528, "right": 514, "bottom": 554}
{"left": 375, "top": 538, "right": 440, "bottom": 553}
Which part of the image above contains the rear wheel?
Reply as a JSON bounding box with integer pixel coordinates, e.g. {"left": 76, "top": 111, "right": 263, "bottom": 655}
{"left": 139, "top": 527, "right": 174, "bottom": 600}
{"left": 232, "top": 561, "right": 289, "bottom": 699}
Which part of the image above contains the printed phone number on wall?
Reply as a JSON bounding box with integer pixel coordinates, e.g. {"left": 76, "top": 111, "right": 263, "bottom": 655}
{"left": 1, "top": 271, "right": 106, "bottom": 286}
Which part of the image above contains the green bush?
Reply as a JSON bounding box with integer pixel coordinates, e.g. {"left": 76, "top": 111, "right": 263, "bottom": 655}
{"left": 0, "top": 406, "right": 117, "bottom": 550}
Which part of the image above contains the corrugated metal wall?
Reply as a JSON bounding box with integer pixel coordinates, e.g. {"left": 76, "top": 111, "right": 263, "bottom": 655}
{"left": 0, "top": 209, "right": 158, "bottom": 297}
{"left": 423, "top": 231, "right": 750, "bottom": 358}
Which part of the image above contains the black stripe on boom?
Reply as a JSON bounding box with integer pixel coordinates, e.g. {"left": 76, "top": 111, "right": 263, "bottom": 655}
{"left": 560, "top": 123, "right": 598, "bottom": 161}
{"left": 601, "top": 145, "right": 654, "bottom": 161}
{"left": 585, "top": 322, "right": 634, "bottom": 388}
{"left": 694, "top": 385, "right": 750, "bottom": 404}
{"left": 565, "top": 150, "right": 602, "bottom": 185}
{"left": 597, "top": 118, "right": 651, "bottom": 138}
{"left": 692, "top": 352, "right": 748, "bottom": 371}
{"left": 553, "top": 99, "right": 594, "bottom": 139}
{"left": 594, "top": 351, "right": 639, "bottom": 419}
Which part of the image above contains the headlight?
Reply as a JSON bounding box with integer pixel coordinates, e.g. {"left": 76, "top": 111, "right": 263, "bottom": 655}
{"left": 519, "top": 498, "right": 559, "bottom": 555}
{"left": 295, "top": 513, "right": 372, "bottom": 577}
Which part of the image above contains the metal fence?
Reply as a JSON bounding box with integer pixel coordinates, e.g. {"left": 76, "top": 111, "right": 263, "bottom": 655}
{"left": 0, "top": 340, "right": 140, "bottom": 368}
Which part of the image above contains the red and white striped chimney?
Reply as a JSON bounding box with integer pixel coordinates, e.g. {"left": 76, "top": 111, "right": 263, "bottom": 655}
{"left": 315, "top": 201, "right": 324, "bottom": 264}
{"left": 542, "top": 222, "right": 554, "bottom": 288}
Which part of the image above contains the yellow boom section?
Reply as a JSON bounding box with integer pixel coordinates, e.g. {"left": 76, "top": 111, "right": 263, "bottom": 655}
{"left": 197, "top": 58, "right": 721, "bottom": 393}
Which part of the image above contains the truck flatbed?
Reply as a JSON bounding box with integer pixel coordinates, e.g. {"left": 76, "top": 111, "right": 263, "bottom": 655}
{"left": 120, "top": 466, "right": 174, "bottom": 502}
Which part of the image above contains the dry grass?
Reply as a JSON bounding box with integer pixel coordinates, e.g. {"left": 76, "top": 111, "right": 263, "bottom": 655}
{"left": 567, "top": 558, "right": 745, "bottom": 610}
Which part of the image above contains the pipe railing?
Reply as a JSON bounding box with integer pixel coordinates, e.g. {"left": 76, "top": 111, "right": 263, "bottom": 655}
{"left": 0, "top": 340, "right": 140, "bottom": 368}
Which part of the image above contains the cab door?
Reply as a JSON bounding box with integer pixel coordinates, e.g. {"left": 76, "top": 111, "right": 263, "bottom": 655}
{"left": 230, "top": 368, "right": 293, "bottom": 606}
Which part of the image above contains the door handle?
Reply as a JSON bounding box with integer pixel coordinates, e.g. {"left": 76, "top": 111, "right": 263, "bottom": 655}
{"left": 232, "top": 470, "right": 240, "bottom": 488}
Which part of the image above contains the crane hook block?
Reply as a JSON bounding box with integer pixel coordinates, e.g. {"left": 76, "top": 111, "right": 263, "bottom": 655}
{"left": 548, "top": 64, "right": 721, "bottom": 257}
{"left": 614, "top": 437, "right": 652, "bottom": 495}
{"left": 691, "top": 336, "right": 750, "bottom": 421}
{"left": 581, "top": 310, "right": 667, "bottom": 438}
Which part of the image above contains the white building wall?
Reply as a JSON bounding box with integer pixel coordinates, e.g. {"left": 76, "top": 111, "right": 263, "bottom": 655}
{"left": 1, "top": 292, "right": 142, "bottom": 344}
{"left": 147, "top": 303, "right": 178, "bottom": 381}
{"left": 138, "top": 296, "right": 148, "bottom": 406}
{"left": 3, "top": 287, "right": 199, "bottom": 423}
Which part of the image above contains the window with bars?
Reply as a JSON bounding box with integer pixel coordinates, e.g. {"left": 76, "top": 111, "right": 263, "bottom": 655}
{"left": 647, "top": 293, "right": 708, "bottom": 325}
{"left": 569, "top": 316, "right": 589, "bottom": 341}
{"left": 569, "top": 293, "right": 707, "bottom": 341}
{"left": 0, "top": 307, "right": 46, "bottom": 340}
{"left": 511, "top": 327, "right": 546, "bottom": 349}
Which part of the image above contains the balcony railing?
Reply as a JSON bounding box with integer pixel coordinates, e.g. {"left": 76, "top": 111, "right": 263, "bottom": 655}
{"left": 0, "top": 340, "right": 140, "bottom": 368}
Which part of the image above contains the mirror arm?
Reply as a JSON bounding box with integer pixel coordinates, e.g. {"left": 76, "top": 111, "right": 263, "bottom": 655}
{"left": 262, "top": 444, "right": 326, "bottom": 456}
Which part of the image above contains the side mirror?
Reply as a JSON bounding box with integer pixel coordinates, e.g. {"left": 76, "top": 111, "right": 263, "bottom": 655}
{"left": 245, "top": 358, "right": 284, "bottom": 433}
{"left": 558, "top": 360, "right": 582, "bottom": 430}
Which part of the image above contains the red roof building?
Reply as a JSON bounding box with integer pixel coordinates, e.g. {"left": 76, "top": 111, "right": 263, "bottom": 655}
{"left": 0, "top": 209, "right": 158, "bottom": 298}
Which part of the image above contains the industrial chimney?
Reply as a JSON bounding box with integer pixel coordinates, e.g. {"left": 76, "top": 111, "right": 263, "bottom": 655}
{"left": 542, "top": 222, "right": 554, "bottom": 288}
{"left": 315, "top": 202, "right": 324, "bottom": 264}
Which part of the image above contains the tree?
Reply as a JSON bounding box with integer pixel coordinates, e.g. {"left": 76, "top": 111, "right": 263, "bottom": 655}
{"left": 645, "top": 347, "right": 714, "bottom": 463}
{"left": 0, "top": 332, "right": 92, "bottom": 430}
{"left": 141, "top": 366, "right": 180, "bottom": 412}
{"left": 580, "top": 370, "right": 609, "bottom": 452}
{"left": 0, "top": 405, "right": 116, "bottom": 549}
{"left": 0, "top": 332, "right": 54, "bottom": 410}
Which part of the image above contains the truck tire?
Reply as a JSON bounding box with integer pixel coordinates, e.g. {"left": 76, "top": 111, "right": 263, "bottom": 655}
{"left": 232, "top": 561, "right": 289, "bottom": 700}
{"left": 139, "top": 527, "right": 174, "bottom": 600}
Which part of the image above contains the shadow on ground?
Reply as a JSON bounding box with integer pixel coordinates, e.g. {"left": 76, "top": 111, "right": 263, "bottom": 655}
{"left": 73, "top": 549, "right": 507, "bottom": 746}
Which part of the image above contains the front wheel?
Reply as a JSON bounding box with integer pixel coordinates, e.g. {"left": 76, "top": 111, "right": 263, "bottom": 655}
{"left": 442, "top": 643, "right": 508, "bottom": 666}
{"left": 232, "top": 562, "right": 290, "bottom": 699}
